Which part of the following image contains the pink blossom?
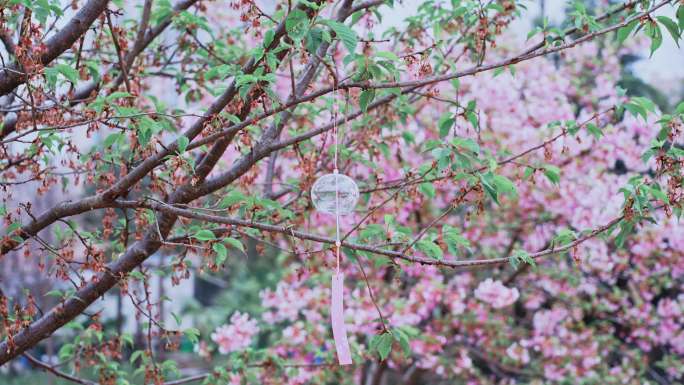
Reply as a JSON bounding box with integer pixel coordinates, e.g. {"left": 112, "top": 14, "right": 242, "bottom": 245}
{"left": 474, "top": 278, "right": 520, "bottom": 308}
{"left": 657, "top": 298, "right": 681, "bottom": 318}
{"left": 544, "top": 364, "right": 566, "bottom": 381}
{"left": 670, "top": 332, "right": 684, "bottom": 355}
{"left": 211, "top": 311, "right": 260, "bottom": 354}
{"left": 506, "top": 342, "right": 530, "bottom": 364}
{"left": 533, "top": 308, "right": 568, "bottom": 335}
{"left": 282, "top": 322, "right": 307, "bottom": 345}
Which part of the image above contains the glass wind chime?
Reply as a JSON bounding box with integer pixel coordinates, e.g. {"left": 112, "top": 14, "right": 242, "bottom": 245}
{"left": 310, "top": 87, "right": 359, "bottom": 365}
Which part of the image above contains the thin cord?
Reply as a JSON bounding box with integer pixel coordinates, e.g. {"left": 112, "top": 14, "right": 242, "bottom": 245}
{"left": 332, "top": 83, "right": 341, "bottom": 273}
{"left": 333, "top": 87, "right": 339, "bottom": 173}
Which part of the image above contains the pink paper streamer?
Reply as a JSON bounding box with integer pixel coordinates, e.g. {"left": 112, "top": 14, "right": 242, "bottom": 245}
{"left": 331, "top": 272, "right": 352, "bottom": 365}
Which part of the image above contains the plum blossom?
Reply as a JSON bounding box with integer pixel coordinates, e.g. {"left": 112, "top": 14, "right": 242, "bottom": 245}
{"left": 211, "top": 311, "right": 260, "bottom": 354}
{"left": 474, "top": 278, "right": 520, "bottom": 308}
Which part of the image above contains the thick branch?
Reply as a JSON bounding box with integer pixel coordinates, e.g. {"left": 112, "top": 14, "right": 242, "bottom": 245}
{"left": 0, "top": 0, "right": 111, "bottom": 96}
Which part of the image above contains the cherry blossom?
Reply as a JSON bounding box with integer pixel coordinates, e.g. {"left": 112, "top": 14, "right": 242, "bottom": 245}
{"left": 210, "top": 311, "right": 259, "bottom": 355}
{"left": 506, "top": 342, "right": 530, "bottom": 364}
{"left": 474, "top": 278, "right": 520, "bottom": 309}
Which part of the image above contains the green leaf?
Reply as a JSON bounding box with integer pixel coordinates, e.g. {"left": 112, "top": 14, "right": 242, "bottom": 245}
{"left": 285, "top": 9, "right": 309, "bottom": 39}
{"left": 418, "top": 182, "right": 435, "bottom": 199}
{"left": 632, "top": 96, "right": 657, "bottom": 113}
{"left": 492, "top": 175, "right": 517, "bottom": 198}
{"left": 45, "top": 290, "right": 64, "bottom": 298}
{"left": 465, "top": 111, "right": 478, "bottom": 129}
{"left": 438, "top": 113, "right": 455, "bottom": 138}
{"left": 4, "top": 221, "right": 20, "bottom": 235}
{"left": 129, "top": 350, "right": 144, "bottom": 364}
{"left": 586, "top": 122, "right": 602, "bottom": 139}
{"left": 675, "top": 101, "right": 684, "bottom": 115}
{"left": 563, "top": 120, "right": 579, "bottom": 135}
{"left": 376, "top": 51, "right": 400, "bottom": 61}
{"left": 263, "top": 29, "right": 275, "bottom": 48}
{"left": 305, "top": 27, "right": 324, "bottom": 54}
{"left": 192, "top": 229, "right": 216, "bottom": 241}
{"left": 212, "top": 242, "right": 228, "bottom": 265}
{"left": 376, "top": 332, "right": 394, "bottom": 361}
{"left": 442, "top": 224, "right": 470, "bottom": 255}
{"left": 625, "top": 96, "right": 656, "bottom": 121}
{"left": 512, "top": 249, "right": 536, "bottom": 267}
{"left": 359, "top": 89, "right": 375, "bottom": 112}
{"left": 614, "top": 220, "right": 634, "bottom": 249}
{"left": 416, "top": 240, "right": 443, "bottom": 260}
{"left": 129, "top": 270, "right": 145, "bottom": 280}
{"left": 183, "top": 327, "right": 201, "bottom": 344}
{"left": 177, "top": 136, "right": 189, "bottom": 154}
{"left": 136, "top": 118, "right": 155, "bottom": 147}
{"left": 451, "top": 137, "right": 480, "bottom": 154}
{"left": 543, "top": 165, "right": 561, "bottom": 185}
{"left": 433, "top": 147, "right": 452, "bottom": 172}
{"left": 104, "top": 133, "right": 123, "bottom": 148}
{"left": 657, "top": 16, "right": 680, "bottom": 47}
{"left": 54, "top": 64, "right": 79, "bottom": 84}
{"left": 624, "top": 102, "right": 648, "bottom": 120}
{"left": 106, "top": 91, "right": 133, "bottom": 102}
{"left": 648, "top": 185, "right": 669, "bottom": 204}
{"left": 321, "top": 20, "right": 358, "bottom": 53}
{"left": 359, "top": 224, "right": 385, "bottom": 241}
{"left": 58, "top": 344, "right": 75, "bottom": 360}
{"left": 646, "top": 21, "right": 663, "bottom": 57}
{"left": 553, "top": 228, "right": 577, "bottom": 247}
{"left": 478, "top": 172, "right": 499, "bottom": 204}
{"left": 219, "top": 190, "right": 247, "bottom": 208}
{"left": 617, "top": 20, "right": 638, "bottom": 44}
{"left": 223, "top": 237, "right": 245, "bottom": 253}
{"left": 392, "top": 327, "right": 418, "bottom": 356}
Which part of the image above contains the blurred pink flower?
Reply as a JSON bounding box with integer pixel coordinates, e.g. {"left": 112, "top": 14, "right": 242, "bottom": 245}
{"left": 533, "top": 308, "right": 568, "bottom": 336}
{"left": 211, "top": 311, "right": 260, "bottom": 355}
{"left": 474, "top": 278, "right": 519, "bottom": 308}
{"left": 506, "top": 342, "right": 530, "bottom": 364}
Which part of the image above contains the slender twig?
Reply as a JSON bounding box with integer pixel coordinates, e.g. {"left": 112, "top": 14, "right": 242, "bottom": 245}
{"left": 354, "top": 254, "right": 389, "bottom": 332}
{"left": 106, "top": 10, "right": 132, "bottom": 93}
{"left": 23, "top": 353, "right": 96, "bottom": 385}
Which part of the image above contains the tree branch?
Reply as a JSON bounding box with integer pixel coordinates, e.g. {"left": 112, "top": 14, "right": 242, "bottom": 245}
{"left": 23, "top": 353, "right": 96, "bottom": 385}
{"left": 111, "top": 198, "right": 638, "bottom": 270}
{"left": 0, "top": 0, "right": 111, "bottom": 96}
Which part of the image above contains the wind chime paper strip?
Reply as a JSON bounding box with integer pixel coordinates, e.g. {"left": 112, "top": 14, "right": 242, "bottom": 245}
{"left": 331, "top": 272, "right": 352, "bottom": 365}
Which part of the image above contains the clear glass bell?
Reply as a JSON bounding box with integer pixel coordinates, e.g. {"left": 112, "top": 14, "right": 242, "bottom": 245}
{"left": 311, "top": 173, "right": 359, "bottom": 216}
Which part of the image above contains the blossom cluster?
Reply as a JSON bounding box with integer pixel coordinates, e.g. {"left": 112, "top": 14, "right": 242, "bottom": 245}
{"left": 210, "top": 311, "right": 259, "bottom": 355}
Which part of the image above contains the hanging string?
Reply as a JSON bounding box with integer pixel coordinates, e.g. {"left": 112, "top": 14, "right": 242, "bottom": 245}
{"left": 324, "top": 60, "right": 354, "bottom": 366}
{"left": 332, "top": 86, "right": 339, "bottom": 174}
{"left": 332, "top": 82, "right": 341, "bottom": 274}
